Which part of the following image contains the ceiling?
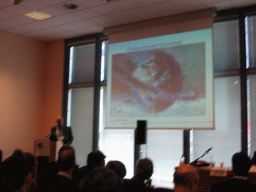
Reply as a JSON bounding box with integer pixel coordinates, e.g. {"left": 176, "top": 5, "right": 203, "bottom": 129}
{"left": 0, "top": 0, "right": 256, "bottom": 41}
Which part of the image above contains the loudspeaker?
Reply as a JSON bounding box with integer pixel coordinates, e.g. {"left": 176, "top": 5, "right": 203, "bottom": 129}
{"left": 135, "top": 120, "right": 147, "bottom": 144}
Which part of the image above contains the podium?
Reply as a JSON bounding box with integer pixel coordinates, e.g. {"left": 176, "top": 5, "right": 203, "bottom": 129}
{"left": 34, "top": 139, "right": 58, "bottom": 188}
{"left": 34, "top": 139, "right": 56, "bottom": 162}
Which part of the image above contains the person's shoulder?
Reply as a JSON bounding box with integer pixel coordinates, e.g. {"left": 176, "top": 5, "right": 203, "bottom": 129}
{"left": 154, "top": 188, "right": 173, "bottom": 192}
{"left": 211, "top": 178, "right": 256, "bottom": 191}
{"left": 63, "top": 125, "right": 72, "bottom": 131}
{"left": 123, "top": 176, "right": 137, "bottom": 184}
{"left": 243, "top": 179, "right": 256, "bottom": 189}
{"left": 123, "top": 177, "right": 152, "bottom": 191}
{"left": 211, "top": 180, "right": 229, "bottom": 191}
{"left": 55, "top": 175, "right": 78, "bottom": 189}
{"left": 78, "top": 165, "right": 88, "bottom": 172}
{"left": 123, "top": 177, "right": 136, "bottom": 189}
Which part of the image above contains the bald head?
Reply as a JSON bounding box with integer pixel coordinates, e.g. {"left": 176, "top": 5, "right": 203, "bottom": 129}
{"left": 174, "top": 164, "right": 198, "bottom": 186}
{"left": 56, "top": 115, "right": 63, "bottom": 126}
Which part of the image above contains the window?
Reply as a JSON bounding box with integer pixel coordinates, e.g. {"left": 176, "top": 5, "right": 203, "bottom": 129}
{"left": 65, "top": 39, "right": 102, "bottom": 167}
{"left": 247, "top": 16, "right": 256, "bottom": 68}
{"left": 193, "top": 77, "right": 241, "bottom": 167}
{"left": 213, "top": 20, "right": 240, "bottom": 71}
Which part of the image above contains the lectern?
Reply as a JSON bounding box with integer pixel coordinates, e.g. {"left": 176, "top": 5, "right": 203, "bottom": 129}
{"left": 34, "top": 139, "right": 56, "bottom": 162}
{"left": 34, "top": 139, "right": 57, "bottom": 188}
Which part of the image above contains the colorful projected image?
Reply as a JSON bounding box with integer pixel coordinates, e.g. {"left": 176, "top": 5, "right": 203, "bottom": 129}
{"left": 111, "top": 43, "right": 205, "bottom": 117}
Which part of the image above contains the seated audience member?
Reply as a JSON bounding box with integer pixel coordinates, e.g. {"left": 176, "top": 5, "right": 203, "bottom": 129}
{"left": 173, "top": 164, "right": 198, "bottom": 192}
{"left": 20, "top": 152, "right": 37, "bottom": 192}
{"left": 13, "top": 148, "right": 25, "bottom": 159}
{"left": 123, "top": 158, "right": 154, "bottom": 191}
{"left": 249, "top": 151, "right": 256, "bottom": 172}
{"left": 23, "top": 152, "right": 36, "bottom": 169}
{"left": 107, "top": 160, "right": 127, "bottom": 191}
{"left": 0, "top": 149, "right": 2, "bottom": 165}
{"left": 74, "top": 149, "right": 106, "bottom": 185}
{"left": 106, "top": 160, "right": 127, "bottom": 183}
{"left": 211, "top": 152, "right": 256, "bottom": 191}
{"left": 251, "top": 151, "right": 256, "bottom": 164}
{"left": 79, "top": 166, "right": 119, "bottom": 191}
{"left": 38, "top": 145, "right": 77, "bottom": 191}
{"left": 0, "top": 153, "right": 30, "bottom": 191}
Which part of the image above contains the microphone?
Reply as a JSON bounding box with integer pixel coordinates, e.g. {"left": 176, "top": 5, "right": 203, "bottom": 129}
{"left": 190, "top": 147, "right": 213, "bottom": 166}
{"left": 205, "top": 147, "right": 212, "bottom": 154}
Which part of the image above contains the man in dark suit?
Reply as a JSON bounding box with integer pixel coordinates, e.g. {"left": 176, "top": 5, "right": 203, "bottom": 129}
{"left": 211, "top": 152, "right": 256, "bottom": 191}
{"left": 50, "top": 115, "right": 73, "bottom": 145}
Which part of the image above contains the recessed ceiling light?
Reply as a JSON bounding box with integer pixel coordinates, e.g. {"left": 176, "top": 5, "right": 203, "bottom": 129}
{"left": 24, "top": 10, "right": 52, "bottom": 21}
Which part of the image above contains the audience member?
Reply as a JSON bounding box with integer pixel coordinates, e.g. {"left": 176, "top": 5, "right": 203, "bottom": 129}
{"left": 106, "top": 160, "right": 127, "bottom": 183}
{"left": 107, "top": 160, "right": 127, "bottom": 192}
{"left": 74, "top": 149, "right": 106, "bottom": 185}
{"left": 38, "top": 145, "right": 77, "bottom": 191}
{"left": 211, "top": 152, "right": 256, "bottom": 191}
{"left": 20, "top": 152, "right": 37, "bottom": 192}
{"left": 4, "top": 146, "right": 256, "bottom": 192}
{"left": 86, "top": 149, "right": 106, "bottom": 172}
{"left": 0, "top": 149, "right": 2, "bottom": 165}
{"left": 24, "top": 152, "right": 36, "bottom": 170}
{"left": 79, "top": 167, "right": 119, "bottom": 191}
{"left": 13, "top": 148, "right": 24, "bottom": 158}
{"left": 0, "top": 152, "right": 30, "bottom": 191}
{"left": 173, "top": 164, "right": 198, "bottom": 192}
{"left": 123, "top": 157, "right": 154, "bottom": 191}
{"left": 251, "top": 151, "right": 256, "bottom": 165}
{"left": 249, "top": 151, "right": 256, "bottom": 172}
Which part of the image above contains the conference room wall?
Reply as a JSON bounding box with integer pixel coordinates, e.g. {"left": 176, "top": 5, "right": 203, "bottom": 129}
{"left": 0, "top": 30, "right": 65, "bottom": 160}
{"left": 41, "top": 40, "right": 65, "bottom": 139}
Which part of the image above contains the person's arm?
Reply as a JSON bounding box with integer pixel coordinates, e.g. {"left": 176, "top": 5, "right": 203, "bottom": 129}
{"left": 49, "top": 127, "right": 57, "bottom": 141}
{"left": 64, "top": 127, "right": 73, "bottom": 145}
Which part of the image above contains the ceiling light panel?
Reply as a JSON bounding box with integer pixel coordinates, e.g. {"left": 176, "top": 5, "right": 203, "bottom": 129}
{"left": 24, "top": 10, "right": 52, "bottom": 20}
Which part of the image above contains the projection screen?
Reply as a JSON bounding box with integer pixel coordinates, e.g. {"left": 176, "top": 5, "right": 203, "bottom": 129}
{"left": 105, "top": 10, "right": 214, "bottom": 130}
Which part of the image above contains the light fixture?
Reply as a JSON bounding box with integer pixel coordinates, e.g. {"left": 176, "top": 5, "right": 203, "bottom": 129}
{"left": 24, "top": 10, "right": 52, "bottom": 21}
{"left": 64, "top": 3, "right": 78, "bottom": 10}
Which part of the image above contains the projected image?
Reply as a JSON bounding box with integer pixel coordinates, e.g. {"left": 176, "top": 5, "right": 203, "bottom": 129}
{"left": 111, "top": 43, "right": 205, "bottom": 116}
